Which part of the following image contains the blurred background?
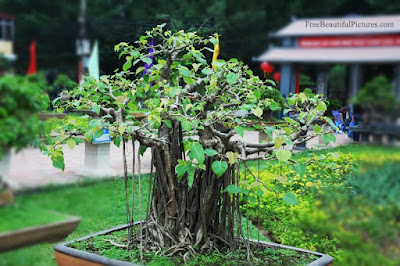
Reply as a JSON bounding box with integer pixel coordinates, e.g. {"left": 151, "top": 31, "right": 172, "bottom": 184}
{"left": 0, "top": 0, "right": 399, "bottom": 78}
{"left": 1, "top": 0, "right": 400, "bottom": 120}
{"left": 1, "top": 0, "right": 400, "bottom": 265}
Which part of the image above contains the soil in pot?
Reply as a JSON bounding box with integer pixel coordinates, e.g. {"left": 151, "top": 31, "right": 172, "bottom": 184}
{"left": 67, "top": 227, "right": 318, "bottom": 266}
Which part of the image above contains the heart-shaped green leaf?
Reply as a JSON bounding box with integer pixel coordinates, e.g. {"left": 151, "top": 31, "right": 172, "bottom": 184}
{"left": 224, "top": 184, "right": 243, "bottom": 195}
{"left": 234, "top": 126, "right": 245, "bottom": 137}
{"left": 227, "top": 73, "right": 239, "bottom": 84}
{"left": 176, "top": 163, "right": 191, "bottom": 178}
{"left": 226, "top": 152, "right": 238, "bottom": 165}
{"left": 182, "top": 120, "right": 192, "bottom": 132}
{"left": 274, "top": 136, "right": 285, "bottom": 150}
{"left": 316, "top": 101, "right": 327, "bottom": 112}
{"left": 66, "top": 139, "right": 76, "bottom": 151}
{"left": 123, "top": 61, "right": 132, "bottom": 72}
{"left": 282, "top": 192, "right": 298, "bottom": 205}
{"left": 293, "top": 164, "right": 306, "bottom": 176}
{"left": 276, "top": 175, "right": 287, "bottom": 184}
{"left": 52, "top": 156, "right": 65, "bottom": 171}
{"left": 212, "top": 160, "right": 228, "bottom": 178}
{"left": 252, "top": 107, "right": 263, "bottom": 118}
{"left": 269, "top": 101, "right": 280, "bottom": 111}
{"left": 190, "top": 142, "right": 205, "bottom": 164}
{"left": 205, "top": 149, "right": 218, "bottom": 157}
{"left": 276, "top": 150, "right": 292, "bottom": 162}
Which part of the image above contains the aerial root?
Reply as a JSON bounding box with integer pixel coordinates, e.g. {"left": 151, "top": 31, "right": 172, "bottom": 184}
{"left": 104, "top": 239, "right": 128, "bottom": 249}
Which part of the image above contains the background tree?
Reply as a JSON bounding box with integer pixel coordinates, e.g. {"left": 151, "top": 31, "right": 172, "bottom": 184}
{"left": 1, "top": 0, "right": 399, "bottom": 80}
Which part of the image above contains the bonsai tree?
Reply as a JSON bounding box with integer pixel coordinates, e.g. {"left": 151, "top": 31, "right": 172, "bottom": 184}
{"left": 48, "top": 73, "right": 78, "bottom": 101}
{"left": 48, "top": 25, "right": 336, "bottom": 260}
{"left": 353, "top": 75, "right": 398, "bottom": 123}
{"left": 259, "top": 86, "right": 285, "bottom": 120}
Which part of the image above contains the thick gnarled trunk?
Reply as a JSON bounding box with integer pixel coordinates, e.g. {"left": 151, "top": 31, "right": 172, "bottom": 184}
{"left": 142, "top": 121, "right": 237, "bottom": 253}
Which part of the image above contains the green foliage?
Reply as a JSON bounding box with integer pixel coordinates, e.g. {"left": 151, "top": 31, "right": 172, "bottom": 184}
{"left": 49, "top": 26, "right": 329, "bottom": 180}
{"left": 328, "top": 64, "right": 346, "bottom": 91}
{"left": 212, "top": 160, "right": 228, "bottom": 178}
{"left": 0, "top": 54, "right": 12, "bottom": 72}
{"left": 328, "top": 98, "right": 342, "bottom": 112}
{"left": 348, "top": 163, "right": 400, "bottom": 205}
{"left": 302, "top": 88, "right": 315, "bottom": 98}
{"left": 0, "top": 75, "right": 49, "bottom": 158}
{"left": 43, "top": 115, "right": 89, "bottom": 135}
{"left": 51, "top": 73, "right": 77, "bottom": 93}
{"left": 299, "top": 74, "right": 316, "bottom": 89}
{"left": 259, "top": 87, "right": 285, "bottom": 120}
{"left": 353, "top": 75, "right": 397, "bottom": 113}
{"left": 243, "top": 145, "right": 400, "bottom": 265}
{"left": 2, "top": 0, "right": 400, "bottom": 76}
{"left": 26, "top": 72, "right": 52, "bottom": 94}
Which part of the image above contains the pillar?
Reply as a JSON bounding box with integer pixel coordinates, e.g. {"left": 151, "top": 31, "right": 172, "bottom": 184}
{"left": 394, "top": 64, "right": 400, "bottom": 100}
{"left": 84, "top": 142, "right": 116, "bottom": 177}
{"left": 0, "top": 150, "right": 11, "bottom": 186}
{"left": 289, "top": 66, "right": 297, "bottom": 95}
{"left": 280, "top": 63, "right": 294, "bottom": 98}
{"left": 1, "top": 18, "right": 5, "bottom": 40}
{"left": 348, "top": 64, "right": 362, "bottom": 99}
{"left": 316, "top": 65, "right": 329, "bottom": 97}
{"left": 10, "top": 20, "right": 14, "bottom": 41}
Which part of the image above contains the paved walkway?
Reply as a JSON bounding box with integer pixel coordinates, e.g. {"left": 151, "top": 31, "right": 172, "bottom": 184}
{"left": 6, "top": 131, "right": 353, "bottom": 190}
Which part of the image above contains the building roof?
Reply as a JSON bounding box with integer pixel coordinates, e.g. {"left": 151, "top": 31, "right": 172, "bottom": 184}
{"left": 275, "top": 15, "right": 400, "bottom": 37}
{"left": 257, "top": 47, "right": 400, "bottom": 63}
{"left": 0, "top": 12, "right": 15, "bottom": 20}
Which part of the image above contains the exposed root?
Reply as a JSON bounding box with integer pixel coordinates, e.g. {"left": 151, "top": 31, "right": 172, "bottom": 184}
{"left": 104, "top": 239, "right": 128, "bottom": 249}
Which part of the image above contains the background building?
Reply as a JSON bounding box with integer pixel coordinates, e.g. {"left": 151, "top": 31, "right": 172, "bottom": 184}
{"left": 0, "top": 12, "right": 16, "bottom": 61}
{"left": 257, "top": 15, "right": 400, "bottom": 101}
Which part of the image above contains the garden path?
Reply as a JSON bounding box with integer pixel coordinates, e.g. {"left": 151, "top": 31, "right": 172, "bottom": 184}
{"left": 7, "top": 131, "right": 352, "bottom": 190}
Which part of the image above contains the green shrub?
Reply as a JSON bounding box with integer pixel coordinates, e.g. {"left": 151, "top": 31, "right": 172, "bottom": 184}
{"left": 242, "top": 146, "right": 400, "bottom": 265}
{"left": 353, "top": 75, "right": 397, "bottom": 114}
{"left": 259, "top": 87, "right": 285, "bottom": 120}
{"left": 0, "top": 75, "right": 49, "bottom": 158}
{"left": 348, "top": 163, "right": 400, "bottom": 205}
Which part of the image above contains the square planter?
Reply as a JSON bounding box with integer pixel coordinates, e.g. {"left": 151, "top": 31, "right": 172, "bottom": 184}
{"left": 0, "top": 215, "right": 81, "bottom": 252}
{"left": 54, "top": 223, "right": 333, "bottom": 266}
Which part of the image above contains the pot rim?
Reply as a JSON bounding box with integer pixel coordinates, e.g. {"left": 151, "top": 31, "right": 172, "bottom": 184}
{"left": 54, "top": 222, "right": 333, "bottom": 266}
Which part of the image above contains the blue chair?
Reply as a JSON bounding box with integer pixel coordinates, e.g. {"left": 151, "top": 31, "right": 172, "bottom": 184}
{"left": 332, "top": 110, "right": 344, "bottom": 132}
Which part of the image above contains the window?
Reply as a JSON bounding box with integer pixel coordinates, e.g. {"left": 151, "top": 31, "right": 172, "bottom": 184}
{"left": 0, "top": 19, "right": 14, "bottom": 41}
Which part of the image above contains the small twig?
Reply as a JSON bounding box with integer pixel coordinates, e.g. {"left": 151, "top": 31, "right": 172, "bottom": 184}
{"left": 240, "top": 160, "right": 274, "bottom": 192}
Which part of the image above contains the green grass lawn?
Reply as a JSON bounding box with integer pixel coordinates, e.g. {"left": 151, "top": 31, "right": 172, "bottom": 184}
{"left": 0, "top": 205, "right": 70, "bottom": 233}
{"left": 0, "top": 176, "right": 265, "bottom": 265}
{"left": 0, "top": 177, "right": 149, "bottom": 266}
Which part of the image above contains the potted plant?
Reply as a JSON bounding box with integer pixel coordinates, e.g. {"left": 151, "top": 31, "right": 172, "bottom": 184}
{"left": 353, "top": 75, "right": 398, "bottom": 124}
{"left": 351, "top": 75, "right": 399, "bottom": 143}
{"left": 47, "top": 25, "right": 337, "bottom": 265}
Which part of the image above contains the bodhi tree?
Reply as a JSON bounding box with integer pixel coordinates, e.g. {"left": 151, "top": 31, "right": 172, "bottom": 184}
{"left": 47, "top": 25, "right": 337, "bottom": 260}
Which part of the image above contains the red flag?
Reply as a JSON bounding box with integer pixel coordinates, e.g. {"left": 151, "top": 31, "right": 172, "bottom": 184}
{"left": 27, "top": 40, "right": 37, "bottom": 74}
